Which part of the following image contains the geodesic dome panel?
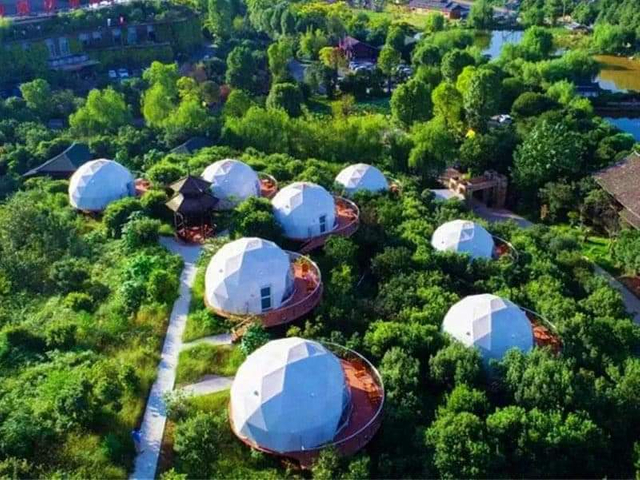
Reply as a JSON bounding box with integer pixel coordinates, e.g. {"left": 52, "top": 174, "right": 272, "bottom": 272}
{"left": 335, "top": 163, "right": 389, "bottom": 195}
{"left": 230, "top": 337, "right": 351, "bottom": 453}
{"left": 442, "top": 294, "right": 534, "bottom": 362}
{"left": 68, "top": 159, "right": 135, "bottom": 211}
{"left": 205, "top": 237, "right": 294, "bottom": 315}
{"left": 271, "top": 182, "right": 336, "bottom": 240}
{"left": 201, "top": 159, "right": 260, "bottom": 209}
{"left": 431, "top": 220, "right": 495, "bottom": 260}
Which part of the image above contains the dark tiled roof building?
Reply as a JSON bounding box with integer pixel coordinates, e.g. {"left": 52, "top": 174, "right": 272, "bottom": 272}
{"left": 594, "top": 152, "right": 640, "bottom": 229}
{"left": 408, "top": 0, "right": 465, "bottom": 19}
{"left": 23, "top": 142, "right": 92, "bottom": 179}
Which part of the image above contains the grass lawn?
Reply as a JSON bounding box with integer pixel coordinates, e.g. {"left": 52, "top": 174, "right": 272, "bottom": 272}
{"left": 176, "top": 344, "right": 245, "bottom": 385}
{"left": 580, "top": 235, "right": 618, "bottom": 274}
{"left": 352, "top": 5, "right": 432, "bottom": 29}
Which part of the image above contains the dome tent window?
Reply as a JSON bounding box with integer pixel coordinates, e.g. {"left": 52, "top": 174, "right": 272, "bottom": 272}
{"left": 260, "top": 286, "right": 272, "bottom": 312}
{"left": 319, "top": 215, "right": 327, "bottom": 233}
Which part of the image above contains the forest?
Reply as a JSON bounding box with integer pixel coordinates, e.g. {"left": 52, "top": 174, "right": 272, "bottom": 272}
{"left": 0, "top": 0, "right": 639, "bottom": 477}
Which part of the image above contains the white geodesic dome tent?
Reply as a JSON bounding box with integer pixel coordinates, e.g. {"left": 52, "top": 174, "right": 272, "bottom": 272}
{"left": 205, "top": 237, "right": 294, "bottom": 315}
{"left": 201, "top": 159, "right": 261, "bottom": 209}
{"left": 230, "top": 337, "right": 351, "bottom": 453}
{"left": 431, "top": 220, "right": 495, "bottom": 260}
{"left": 271, "top": 182, "right": 336, "bottom": 240}
{"left": 335, "top": 163, "right": 389, "bottom": 195}
{"left": 68, "top": 159, "right": 135, "bottom": 211}
{"left": 442, "top": 294, "right": 534, "bottom": 362}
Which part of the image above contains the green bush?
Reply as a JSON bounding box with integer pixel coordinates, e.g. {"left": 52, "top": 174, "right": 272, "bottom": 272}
{"left": 122, "top": 217, "right": 161, "bottom": 250}
{"left": 64, "top": 292, "right": 95, "bottom": 312}
{"left": 103, "top": 197, "right": 144, "bottom": 238}
{"left": 147, "top": 269, "right": 179, "bottom": 305}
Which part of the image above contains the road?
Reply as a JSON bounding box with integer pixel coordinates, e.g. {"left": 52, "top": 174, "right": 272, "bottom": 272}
{"left": 131, "top": 238, "right": 202, "bottom": 480}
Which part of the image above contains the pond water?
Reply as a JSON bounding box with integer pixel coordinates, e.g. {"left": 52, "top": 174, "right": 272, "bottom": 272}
{"left": 476, "top": 30, "right": 524, "bottom": 60}
{"left": 604, "top": 117, "right": 640, "bottom": 141}
{"left": 595, "top": 55, "right": 640, "bottom": 93}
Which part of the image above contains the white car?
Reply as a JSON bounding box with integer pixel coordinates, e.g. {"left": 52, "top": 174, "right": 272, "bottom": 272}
{"left": 117, "top": 68, "right": 129, "bottom": 79}
{"left": 108, "top": 70, "right": 117, "bottom": 80}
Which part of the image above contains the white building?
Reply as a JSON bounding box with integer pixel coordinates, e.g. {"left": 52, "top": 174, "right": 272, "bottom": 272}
{"left": 442, "top": 293, "right": 534, "bottom": 362}
{"left": 205, "top": 237, "right": 294, "bottom": 315}
{"left": 201, "top": 159, "right": 261, "bottom": 209}
{"left": 230, "top": 337, "right": 351, "bottom": 453}
{"left": 431, "top": 220, "right": 495, "bottom": 260}
{"left": 335, "top": 164, "right": 389, "bottom": 195}
{"left": 272, "top": 182, "right": 336, "bottom": 240}
{"left": 68, "top": 159, "right": 135, "bottom": 211}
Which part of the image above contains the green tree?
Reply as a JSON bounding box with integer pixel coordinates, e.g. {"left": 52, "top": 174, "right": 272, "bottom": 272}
{"left": 424, "top": 12, "right": 445, "bottom": 33}
{"left": 174, "top": 412, "right": 223, "bottom": 478}
{"left": 378, "top": 45, "right": 402, "bottom": 93}
{"left": 429, "top": 341, "right": 483, "bottom": 387}
{"left": 463, "top": 68, "right": 500, "bottom": 131}
{"left": 19, "top": 79, "right": 52, "bottom": 117}
{"left": 267, "top": 40, "right": 292, "bottom": 83}
{"left": 612, "top": 230, "right": 640, "bottom": 276}
{"left": 412, "top": 42, "right": 440, "bottom": 68}
{"left": 69, "top": 88, "right": 131, "bottom": 136}
{"left": 266, "top": 82, "right": 303, "bottom": 117}
{"left": 441, "top": 49, "right": 475, "bottom": 82}
{"left": 226, "top": 46, "right": 256, "bottom": 91}
{"left": 431, "top": 81, "right": 463, "bottom": 128}
{"left": 426, "top": 411, "right": 495, "bottom": 478}
{"left": 520, "top": 26, "right": 554, "bottom": 60}
{"left": 468, "top": 0, "right": 494, "bottom": 29}
{"left": 298, "top": 29, "right": 329, "bottom": 60}
{"left": 512, "top": 120, "right": 586, "bottom": 198}
{"left": 408, "top": 117, "right": 457, "bottom": 179}
{"left": 207, "top": 0, "right": 233, "bottom": 38}
{"left": 390, "top": 78, "right": 432, "bottom": 126}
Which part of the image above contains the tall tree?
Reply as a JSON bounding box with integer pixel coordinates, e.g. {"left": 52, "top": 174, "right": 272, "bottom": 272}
{"left": 391, "top": 78, "right": 432, "bottom": 126}
{"left": 378, "top": 45, "right": 402, "bottom": 93}
{"left": 69, "top": 88, "right": 131, "bottom": 136}
{"left": 226, "top": 46, "right": 256, "bottom": 91}
{"left": 463, "top": 68, "right": 500, "bottom": 131}
{"left": 468, "top": 0, "right": 494, "bottom": 29}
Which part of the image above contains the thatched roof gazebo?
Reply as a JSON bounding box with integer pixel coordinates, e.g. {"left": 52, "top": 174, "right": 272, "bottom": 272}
{"left": 166, "top": 175, "right": 218, "bottom": 243}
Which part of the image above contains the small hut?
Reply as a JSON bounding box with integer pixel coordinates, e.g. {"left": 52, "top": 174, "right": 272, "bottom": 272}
{"left": 166, "top": 175, "right": 218, "bottom": 243}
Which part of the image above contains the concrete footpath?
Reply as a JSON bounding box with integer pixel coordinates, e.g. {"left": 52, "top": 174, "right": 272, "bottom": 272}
{"left": 131, "top": 238, "right": 202, "bottom": 480}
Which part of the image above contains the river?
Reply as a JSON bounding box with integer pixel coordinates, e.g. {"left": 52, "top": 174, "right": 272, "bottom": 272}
{"left": 595, "top": 55, "right": 640, "bottom": 93}
{"left": 476, "top": 30, "right": 524, "bottom": 60}
{"left": 476, "top": 33, "right": 640, "bottom": 139}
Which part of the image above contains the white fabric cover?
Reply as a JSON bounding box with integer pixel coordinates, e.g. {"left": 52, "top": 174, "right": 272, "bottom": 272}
{"left": 230, "top": 337, "right": 350, "bottom": 453}
{"left": 431, "top": 220, "right": 495, "bottom": 260}
{"left": 442, "top": 294, "right": 534, "bottom": 362}
{"left": 68, "top": 159, "right": 135, "bottom": 211}
{"left": 335, "top": 163, "right": 389, "bottom": 195}
{"left": 205, "top": 237, "right": 294, "bottom": 315}
{"left": 201, "top": 159, "right": 261, "bottom": 209}
{"left": 272, "top": 182, "right": 336, "bottom": 240}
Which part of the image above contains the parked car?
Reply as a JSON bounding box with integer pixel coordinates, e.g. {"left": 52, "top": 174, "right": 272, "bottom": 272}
{"left": 108, "top": 70, "right": 118, "bottom": 80}
{"left": 117, "top": 68, "right": 129, "bottom": 79}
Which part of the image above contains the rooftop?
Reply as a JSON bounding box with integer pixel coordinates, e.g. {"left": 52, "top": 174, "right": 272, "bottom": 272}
{"left": 594, "top": 152, "right": 640, "bottom": 228}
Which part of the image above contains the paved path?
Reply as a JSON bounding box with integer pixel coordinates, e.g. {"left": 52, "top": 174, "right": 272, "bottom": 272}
{"left": 180, "top": 375, "right": 234, "bottom": 396}
{"left": 131, "top": 238, "right": 202, "bottom": 480}
{"left": 181, "top": 333, "right": 232, "bottom": 351}
{"left": 471, "top": 201, "right": 640, "bottom": 325}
